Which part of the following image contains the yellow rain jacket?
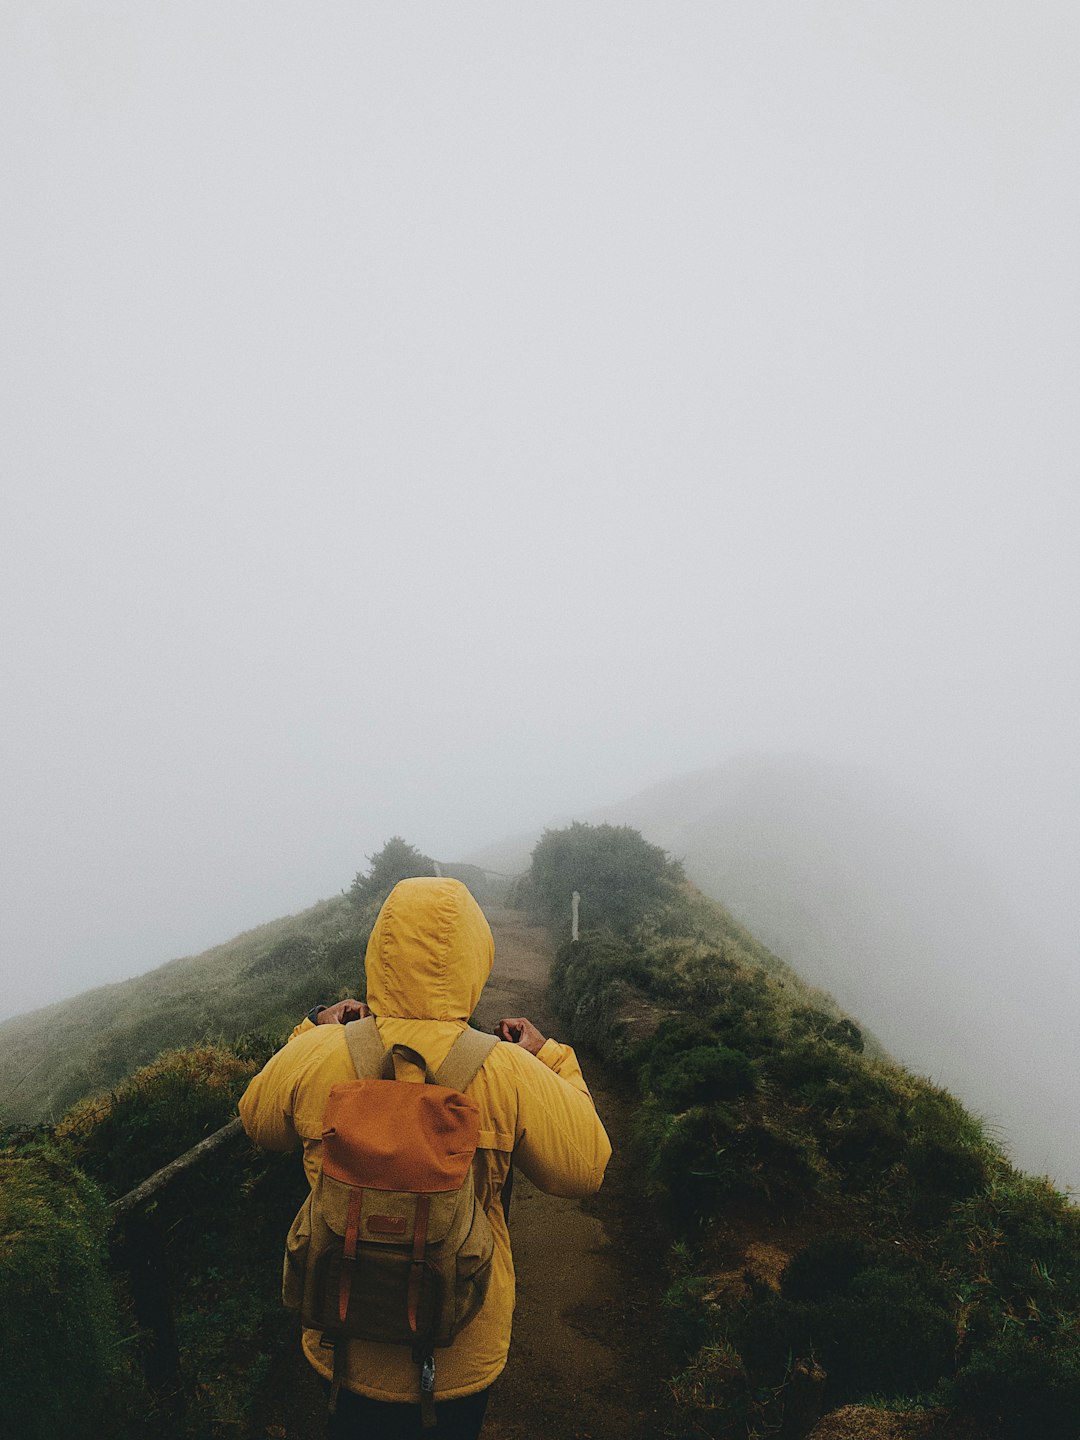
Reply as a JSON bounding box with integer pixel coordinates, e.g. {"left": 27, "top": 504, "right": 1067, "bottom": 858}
{"left": 238, "top": 877, "right": 612, "bottom": 1402}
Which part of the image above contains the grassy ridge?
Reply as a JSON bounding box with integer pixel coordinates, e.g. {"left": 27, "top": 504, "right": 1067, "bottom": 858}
{"left": 546, "top": 890, "right": 1080, "bottom": 1438}
{"left": 8, "top": 824, "right": 1080, "bottom": 1438}
{"left": 0, "top": 844, "right": 463, "bottom": 1437}
{"left": 0, "top": 897, "right": 370, "bottom": 1439}
{"left": 0, "top": 895, "right": 368, "bottom": 1127}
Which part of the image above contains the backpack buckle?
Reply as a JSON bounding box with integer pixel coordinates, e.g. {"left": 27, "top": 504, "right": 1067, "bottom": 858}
{"left": 420, "top": 1355, "right": 435, "bottom": 1393}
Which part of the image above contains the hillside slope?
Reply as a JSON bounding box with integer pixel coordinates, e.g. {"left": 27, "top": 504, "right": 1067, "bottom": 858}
{"left": 7, "top": 759, "right": 1074, "bottom": 1190}
{"left": 469, "top": 758, "right": 1077, "bottom": 1190}
{"left": 0, "top": 895, "right": 366, "bottom": 1126}
{"left": 588, "top": 757, "right": 1077, "bottom": 1189}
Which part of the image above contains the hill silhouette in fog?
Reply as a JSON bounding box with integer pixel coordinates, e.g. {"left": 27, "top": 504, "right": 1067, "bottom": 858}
{"left": 472, "top": 755, "right": 1078, "bottom": 1190}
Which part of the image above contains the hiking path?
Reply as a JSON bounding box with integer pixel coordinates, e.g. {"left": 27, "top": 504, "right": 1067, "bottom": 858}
{"left": 251, "top": 907, "right": 669, "bottom": 1440}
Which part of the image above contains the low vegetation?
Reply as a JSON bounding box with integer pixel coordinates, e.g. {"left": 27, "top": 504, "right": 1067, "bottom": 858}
{"left": 6, "top": 824, "right": 1080, "bottom": 1437}
{"left": 0, "top": 1139, "right": 140, "bottom": 1439}
{"left": 3, "top": 1042, "right": 313, "bottom": 1438}
{"left": 538, "top": 821, "right": 1080, "bottom": 1439}
{"left": 0, "top": 895, "right": 368, "bottom": 1128}
{"left": 0, "top": 838, "right": 487, "bottom": 1438}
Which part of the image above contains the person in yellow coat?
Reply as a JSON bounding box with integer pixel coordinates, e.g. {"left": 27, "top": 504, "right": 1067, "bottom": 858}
{"left": 239, "top": 876, "right": 612, "bottom": 1440}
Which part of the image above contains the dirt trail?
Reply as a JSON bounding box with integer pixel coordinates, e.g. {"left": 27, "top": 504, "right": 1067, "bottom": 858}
{"left": 250, "top": 907, "right": 669, "bottom": 1439}
{"left": 472, "top": 909, "right": 669, "bottom": 1440}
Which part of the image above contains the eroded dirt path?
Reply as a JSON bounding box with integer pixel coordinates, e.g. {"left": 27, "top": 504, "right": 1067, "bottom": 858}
{"left": 250, "top": 908, "right": 669, "bottom": 1439}
{"left": 472, "top": 909, "right": 670, "bottom": 1440}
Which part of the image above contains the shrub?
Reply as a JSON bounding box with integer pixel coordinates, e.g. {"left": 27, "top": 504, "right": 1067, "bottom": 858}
{"left": 650, "top": 1044, "right": 756, "bottom": 1111}
{"left": 948, "top": 1330, "right": 1080, "bottom": 1440}
{"left": 0, "top": 1144, "right": 143, "bottom": 1438}
{"left": 57, "top": 1046, "right": 255, "bottom": 1200}
{"left": 741, "top": 1120, "right": 824, "bottom": 1204}
{"left": 55, "top": 1042, "right": 308, "bottom": 1435}
{"left": 818, "top": 1106, "right": 907, "bottom": 1178}
{"left": 789, "top": 1006, "right": 865, "bottom": 1054}
{"left": 548, "top": 933, "right": 651, "bottom": 1058}
{"left": 349, "top": 836, "right": 437, "bottom": 909}
{"left": 662, "top": 1242, "right": 717, "bottom": 1359}
{"left": 641, "top": 1102, "right": 751, "bottom": 1224}
{"left": 638, "top": 1016, "right": 724, "bottom": 1079}
{"left": 831, "top": 1266, "right": 955, "bottom": 1399}
{"left": 737, "top": 1240, "right": 955, "bottom": 1404}
{"left": 946, "top": 1170, "right": 1080, "bottom": 1309}
{"left": 528, "top": 821, "right": 685, "bottom": 937}
{"left": 899, "top": 1088, "right": 991, "bottom": 1213}
{"left": 781, "top": 1233, "right": 881, "bottom": 1303}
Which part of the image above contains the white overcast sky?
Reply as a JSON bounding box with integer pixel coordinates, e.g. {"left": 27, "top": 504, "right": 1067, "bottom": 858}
{"left": 2, "top": 3, "right": 1078, "bottom": 1020}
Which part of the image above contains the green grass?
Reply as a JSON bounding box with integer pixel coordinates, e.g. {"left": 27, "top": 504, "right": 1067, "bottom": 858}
{"left": 0, "top": 1141, "right": 147, "bottom": 1439}
{"left": 1, "top": 1041, "right": 309, "bottom": 1439}
{"left": 545, "top": 881, "right": 1080, "bottom": 1439}
{"left": 0, "top": 895, "right": 369, "bottom": 1127}
{"left": 6, "top": 821, "right": 1080, "bottom": 1439}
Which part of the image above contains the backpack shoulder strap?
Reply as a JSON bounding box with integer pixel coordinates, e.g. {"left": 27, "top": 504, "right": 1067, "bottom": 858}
{"left": 434, "top": 1026, "right": 498, "bottom": 1094}
{"left": 343, "top": 1015, "right": 388, "bottom": 1079}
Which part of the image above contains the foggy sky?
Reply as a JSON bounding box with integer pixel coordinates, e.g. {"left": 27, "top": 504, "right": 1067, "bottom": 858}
{"left": 2, "top": 4, "right": 1078, "bottom": 1023}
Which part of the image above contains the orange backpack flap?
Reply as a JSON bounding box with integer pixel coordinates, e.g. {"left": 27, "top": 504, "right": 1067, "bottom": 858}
{"left": 322, "top": 1079, "right": 480, "bottom": 1193}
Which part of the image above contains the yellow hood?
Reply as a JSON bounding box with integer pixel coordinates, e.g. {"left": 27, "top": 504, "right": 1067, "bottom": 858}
{"left": 364, "top": 877, "right": 494, "bottom": 1023}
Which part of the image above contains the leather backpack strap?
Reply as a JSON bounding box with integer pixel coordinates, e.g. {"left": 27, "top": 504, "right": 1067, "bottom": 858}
{"left": 343, "top": 1015, "right": 387, "bottom": 1079}
{"left": 434, "top": 1026, "right": 498, "bottom": 1094}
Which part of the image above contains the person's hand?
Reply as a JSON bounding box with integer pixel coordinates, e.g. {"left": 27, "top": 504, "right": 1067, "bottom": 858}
{"left": 495, "top": 1016, "right": 547, "bottom": 1055}
{"left": 317, "top": 999, "right": 371, "bottom": 1025}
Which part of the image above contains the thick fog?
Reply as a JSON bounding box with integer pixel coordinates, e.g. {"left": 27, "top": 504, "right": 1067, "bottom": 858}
{"left": 2, "top": 0, "right": 1078, "bottom": 1104}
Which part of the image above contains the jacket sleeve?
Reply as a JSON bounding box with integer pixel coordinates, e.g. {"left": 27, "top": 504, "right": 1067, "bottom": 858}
{"left": 238, "top": 1038, "right": 305, "bottom": 1152}
{"left": 510, "top": 1046, "right": 612, "bottom": 1198}
{"left": 534, "top": 1038, "right": 595, "bottom": 1098}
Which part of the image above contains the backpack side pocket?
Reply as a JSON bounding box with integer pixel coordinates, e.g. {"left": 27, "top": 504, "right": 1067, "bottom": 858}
{"left": 282, "top": 1192, "right": 313, "bottom": 1312}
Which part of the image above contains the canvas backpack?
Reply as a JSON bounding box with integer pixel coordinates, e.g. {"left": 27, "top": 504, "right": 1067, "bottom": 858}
{"left": 282, "top": 1015, "right": 498, "bottom": 1424}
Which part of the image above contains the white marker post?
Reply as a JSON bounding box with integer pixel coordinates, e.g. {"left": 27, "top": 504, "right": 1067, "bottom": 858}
{"left": 571, "top": 890, "right": 580, "bottom": 942}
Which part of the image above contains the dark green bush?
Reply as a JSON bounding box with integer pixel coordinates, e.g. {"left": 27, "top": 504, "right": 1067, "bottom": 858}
{"left": 642, "top": 1102, "right": 751, "bottom": 1224}
{"left": 766, "top": 1038, "right": 874, "bottom": 1108}
{"left": 818, "top": 1106, "right": 907, "bottom": 1178}
{"left": 58, "top": 1044, "right": 308, "bottom": 1436}
{"left": 58, "top": 1047, "right": 253, "bottom": 1200}
{"left": 896, "top": 1088, "right": 990, "bottom": 1214}
{"left": 662, "top": 1244, "right": 717, "bottom": 1360}
{"left": 781, "top": 1234, "right": 881, "bottom": 1303}
{"left": 737, "top": 1247, "right": 955, "bottom": 1404}
{"left": 906, "top": 1135, "right": 987, "bottom": 1208}
{"left": 349, "top": 836, "right": 437, "bottom": 909}
{"left": 0, "top": 1144, "right": 143, "bottom": 1438}
{"left": 946, "top": 1171, "right": 1080, "bottom": 1310}
{"left": 739, "top": 1121, "right": 822, "bottom": 1204}
{"left": 708, "top": 997, "right": 780, "bottom": 1060}
{"left": 650, "top": 1044, "right": 757, "bottom": 1111}
{"left": 825, "top": 1017, "right": 864, "bottom": 1052}
{"left": 637, "top": 1016, "right": 721, "bottom": 1075}
{"left": 528, "top": 821, "right": 685, "bottom": 937}
{"left": 948, "top": 1330, "right": 1080, "bottom": 1440}
{"left": 549, "top": 933, "right": 650, "bottom": 1059}
{"left": 832, "top": 1266, "right": 955, "bottom": 1399}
